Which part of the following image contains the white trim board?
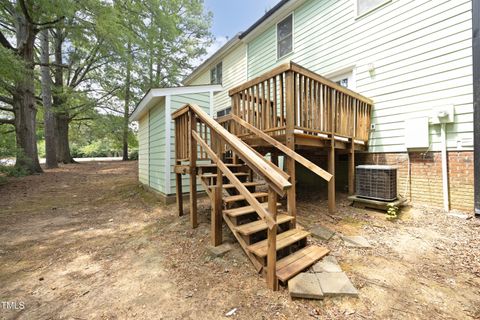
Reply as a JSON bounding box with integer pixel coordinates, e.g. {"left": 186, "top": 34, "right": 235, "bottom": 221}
{"left": 165, "top": 95, "right": 172, "bottom": 194}
{"left": 130, "top": 84, "right": 223, "bottom": 121}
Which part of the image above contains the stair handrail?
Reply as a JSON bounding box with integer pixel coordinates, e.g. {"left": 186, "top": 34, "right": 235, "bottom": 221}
{"left": 173, "top": 103, "right": 292, "bottom": 229}
{"left": 183, "top": 103, "right": 291, "bottom": 196}
{"left": 229, "top": 114, "right": 333, "bottom": 182}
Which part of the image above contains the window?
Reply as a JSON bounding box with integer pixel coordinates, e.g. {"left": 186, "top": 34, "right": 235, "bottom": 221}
{"left": 210, "top": 62, "right": 222, "bottom": 85}
{"left": 216, "top": 107, "right": 231, "bottom": 118}
{"left": 277, "top": 14, "right": 293, "bottom": 59}
{"left": 357, "top": 0, "right": 389, "bottom": 16}
{"left": 329, "top": 70, "right": 355, "bottom": 90}
{"left": 336, "top": 78, "right": 349, "bottom": 88}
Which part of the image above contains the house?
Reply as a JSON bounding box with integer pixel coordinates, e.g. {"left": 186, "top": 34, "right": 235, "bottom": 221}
{"left": 132, "top": 0, "right": 475, "bottom": 212}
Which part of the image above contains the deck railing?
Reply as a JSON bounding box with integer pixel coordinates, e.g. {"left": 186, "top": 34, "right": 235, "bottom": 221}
{"left": 228, "top": 61, "right": 373, "bottom": 143}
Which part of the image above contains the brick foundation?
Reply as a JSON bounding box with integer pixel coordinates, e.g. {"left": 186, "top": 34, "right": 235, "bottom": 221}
{"left": 357, "top": 151, "right": 474, "bottom": 212}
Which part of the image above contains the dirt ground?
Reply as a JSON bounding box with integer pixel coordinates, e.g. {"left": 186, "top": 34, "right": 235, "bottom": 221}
{"left": 0, "top": 161, "right": 479, "bottom": 320}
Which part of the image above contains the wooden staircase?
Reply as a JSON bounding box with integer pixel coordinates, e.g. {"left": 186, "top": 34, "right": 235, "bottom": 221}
{"left": 197, "top": 160, "right": 330, "bottom": 283}
{"left": 173, "top": 104, "right": 333, "bottom": 290}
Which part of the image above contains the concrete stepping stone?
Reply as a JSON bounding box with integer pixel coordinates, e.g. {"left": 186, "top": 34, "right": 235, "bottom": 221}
{"left": 316, "top": 272, "right": 359, "bottom": 297}
{"left": 310, "top": 225, "right": 335, "bottom": 241}
{"left": 342, "top": 235, "right": 372, "bottom": 248}
{"left": 312, "top": 256, "right": 342, "bottom": 273}
{"left": 288, "top": 273, "right": 324, "bottom": 300}
{"left": 207, "top": 243, "right": 232, "bottom": 257}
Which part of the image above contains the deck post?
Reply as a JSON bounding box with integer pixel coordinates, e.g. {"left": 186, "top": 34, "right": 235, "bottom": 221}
{"left": 349, "top": 101, "right": 357, "bottom": 196}
{"left": 176, "top": 163, "right": 183, "bottom": 216}
{"left": 189, "top": 110, "right": 198, "bottom": 228}
{"left": 328, "top": 92, "right": 336, "bottom": 214}
{"left": 348, "top": 143, "right": 355, "bottom": 195}
{"left": 285, "top": 70, "right": 297, "bottom": 226}
{"left": 266, "top": 187, "right": 278, "bottom": 291}
{"left": 212, "top": 135, "right": 223, "bottom": 246}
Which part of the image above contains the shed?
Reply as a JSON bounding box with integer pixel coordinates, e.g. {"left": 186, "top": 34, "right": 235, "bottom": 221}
{"left": 129, "top": 85, "right": 223, "bottom": 203}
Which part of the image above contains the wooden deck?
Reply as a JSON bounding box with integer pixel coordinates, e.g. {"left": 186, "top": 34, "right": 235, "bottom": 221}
{"left": 226, "top": 61, "right": 373, "bottom": 213}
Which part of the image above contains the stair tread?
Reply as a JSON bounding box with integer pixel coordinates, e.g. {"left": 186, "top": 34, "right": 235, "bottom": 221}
{"left": 276, "top": 245, "right": 330, "bottom": 282}
{"left": 223, "top": 192, "right": 268, "bottom": 204}
{"left": 235, "top": 214, "right": 294, "bottom": 235}
{"left": 197, "top": 163, "right": 243, "bottom": 168}
{"left": 223, "top": 202, "right": 281, "bottom": 217}
{"left": 247, "top": 229, "right": 311, "bottom": 258}
{"left": 210, "top": 181, "right": 264, "bottom": 189}
{"left": 200, "top": 172, "right": 249, "bottom": 179}
{"left": 222, "top": 181, "right": 265, "bottom": 189}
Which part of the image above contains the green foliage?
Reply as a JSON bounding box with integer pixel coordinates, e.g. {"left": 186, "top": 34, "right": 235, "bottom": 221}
{"left": 386, "top": 204, "right": 400, "bottom": 221}
{"left": 0, "top": 165, "right": 29, "bottom": 177}
{"left": 129, "top": 149, "right": 138, "bottom": 160}
{"left": 0, "top": 127, "right": 16, "bottom": 157}
{"left": 69, "top": 112, "right": 138, "bottom": 157}
{"left": 0, "top": 47, "right": 25, "bottom": 83}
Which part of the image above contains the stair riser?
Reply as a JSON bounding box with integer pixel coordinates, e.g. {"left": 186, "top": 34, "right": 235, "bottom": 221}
{"left": 258, "top": 239, "right": 308, "bottom": 267}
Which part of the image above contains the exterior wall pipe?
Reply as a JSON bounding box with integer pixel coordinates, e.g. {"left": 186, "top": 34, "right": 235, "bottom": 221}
{"left": 440, "top": 123, "right": 450, "bottom": 212}
{"left": 473, "top": 0, "right": 480, "bottom": 217}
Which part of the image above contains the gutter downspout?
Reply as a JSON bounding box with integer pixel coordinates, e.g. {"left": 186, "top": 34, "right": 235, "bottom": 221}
{"left": 473, "top": 0, "right": 480, "bottom": 217}
{"left": 440, "top": 123, "right": 450, "bottom": 212}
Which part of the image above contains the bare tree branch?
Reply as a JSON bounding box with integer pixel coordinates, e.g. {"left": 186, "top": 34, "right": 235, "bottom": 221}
{"left": 19, "top": 0, "right": 34, "bottom": 25}
{"left": 0, "top": 118, "right": 14, "bottom": 125}
{"left": 0, "top": 95, "right": 13, "bottom": 106}
{"left": 36, "top": 16, "right": 65, "bottom": 27}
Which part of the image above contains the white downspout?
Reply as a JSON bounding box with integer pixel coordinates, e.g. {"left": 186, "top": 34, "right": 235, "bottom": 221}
{"left": 440, "top": 123, "right": 450, "bottom": 212}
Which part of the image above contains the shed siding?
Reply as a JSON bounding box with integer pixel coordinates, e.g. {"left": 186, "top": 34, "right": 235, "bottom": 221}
{"left": 169, "top": 92, "right": 211, "bottom": 195}
{"left": 246, "top": 0, "right": 473, "bottom": 152}
{"left": 187, "top": 44, "right": 248, "bottom": 115}
{"left": 148, "top": 99, "right": 166, "bottom": 194}
{"left": 138, "top": 113, "right": 149, "bottom": 185}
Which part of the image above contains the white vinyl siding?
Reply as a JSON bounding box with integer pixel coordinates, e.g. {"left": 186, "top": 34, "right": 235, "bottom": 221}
{"left": 246, "top": 0, "right": 473, "bottom": 152}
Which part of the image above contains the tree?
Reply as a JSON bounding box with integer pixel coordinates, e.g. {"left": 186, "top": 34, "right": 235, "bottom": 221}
{"left": 39, "top": 29, "right": 57, "bottom": 168}
{"left": 99, "top": 0, "right": 213, "bottom": 160}
{"left": 0, "top": 0, "right": 69, "bottom": 173}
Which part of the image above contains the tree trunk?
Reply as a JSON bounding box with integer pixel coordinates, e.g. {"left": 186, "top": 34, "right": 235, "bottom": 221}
{"left": 52, "top": 28, "right": 75, "bottom": 164}
{"left": 122, "top": 41, "right": 132, "bottom": 161}
{"left": 13, "top": 11, "right": 42, "bottom": 173}
{"left": 40, "top": 29, "right": 58, "bottom": 169}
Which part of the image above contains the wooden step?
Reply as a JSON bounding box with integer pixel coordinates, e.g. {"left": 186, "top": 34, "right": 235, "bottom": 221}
{"left": 210, "top": 181, "right": 264, "bottom": 189}
{"left": 276, "top": 245, "right": 330, "bottom": 282}
{"left": 223, "top": 192, "right": 268, "bottom": 204}
{"left": 197, "top": 163, "right": 243, "bottom": 168}
{"left": 200, "top": 172, "right": 249, "bottom": 179}
{"left": 223, "top": 202, "right": 281, "bottom": 218}
{"left": 235, "top": 213, "right": 294, "bottom": 236}
{"left": 222, "top": 181, "right": 264, "bottom": 189}
{"left": 247, "top": 229, "right": 311, "bottom": 258}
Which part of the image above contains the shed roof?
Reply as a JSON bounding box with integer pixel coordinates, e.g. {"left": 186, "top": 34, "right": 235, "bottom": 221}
{"left": 129, "top": 84, "right": 222, "bottom": 122}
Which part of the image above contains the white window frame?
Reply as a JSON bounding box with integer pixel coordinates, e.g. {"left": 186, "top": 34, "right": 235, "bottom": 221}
{"left": 326, "top": 67, "right": 357, "bottom": 91}
{"left": 354, "top": 0, "right": 391, "bottom": 19}
{"left": 276, "top": 13, "right": 294, "bottom": 60}
{"left": 210, "top": 61, "right": 223, "bottom": 85}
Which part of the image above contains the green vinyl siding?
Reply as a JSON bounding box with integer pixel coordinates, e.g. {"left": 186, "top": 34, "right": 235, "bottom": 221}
{"left": 246, "top": 0, "right": 473, "bottom": 152}
{"left": 138, "top": 113, "right": 149, "bottom": 185}
{"left": 187, "top": 44, "right": 247, "bottom": 115}
{"left": 169, "top": 92, "right": 211, "bottom": 195}
{"left": 148, "top": 99, "right": 166, "bottom": 193}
